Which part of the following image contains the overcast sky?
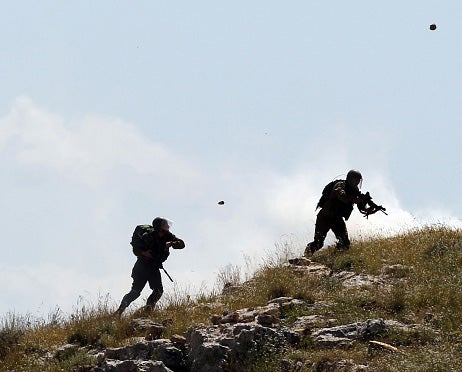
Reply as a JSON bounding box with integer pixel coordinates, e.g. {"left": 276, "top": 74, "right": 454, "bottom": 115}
{"left": 1, "top": 1, "right": 461, "bottom": 318}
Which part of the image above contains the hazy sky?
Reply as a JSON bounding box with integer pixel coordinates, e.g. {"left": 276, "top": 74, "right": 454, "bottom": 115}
{"left": 1, "top": 1, "right": 461, "bottom": 318}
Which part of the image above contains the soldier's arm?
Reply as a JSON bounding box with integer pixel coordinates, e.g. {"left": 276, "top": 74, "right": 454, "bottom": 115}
{"left": 332, "top": 182, "right": 359, "bottom": 204}
{"left": 166, "top": 233, "right": 185, "bottom": 249}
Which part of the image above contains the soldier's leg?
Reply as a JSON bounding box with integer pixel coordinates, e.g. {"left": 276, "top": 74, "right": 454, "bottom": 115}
{"left": 115, "top": 261, "right": 149, "bottom": 316}
{"left": 146, "top": 268, "right": 163, "bottom": 308}
{"left": 305, "top": 211, "right": 332, "bottom": 256}
{"left": 331, "top": 218, "right": 350, "bottom": 250}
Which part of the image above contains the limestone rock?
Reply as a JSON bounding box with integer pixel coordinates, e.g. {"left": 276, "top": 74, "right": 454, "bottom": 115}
{"left": 92, "top": 359, "right": 173, "bottom": 371}
{"left": 130, "top": 318, "right": 165, "bottom": 338}
{"left": 333, "top": 271, "right": 386, "bottom": 287}
{"left": 170, "top": 334, "right": 187, "bottom": 347}
{"left": 256, "top": 313, "right": 280, "bottom": 326}
{"left": 54, "top": 343, "right": 80, "bottom": 361}
{"left": 145, "top": 325, "right": 165, "bottom": 341}
{"left": 186, "top": 322, "right": 299, "bottom": 371}
{"left": 221, "top": 311, "right": 239, "bottom": 324}
{"left": 312, "top": 319, "right": 386, "bottom": 346}
{"left": 103, "top": 339, "right": 183, "bottom": 371}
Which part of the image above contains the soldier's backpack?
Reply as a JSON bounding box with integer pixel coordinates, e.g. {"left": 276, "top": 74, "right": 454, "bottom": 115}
{"left": 316, "top": 179, "right": 343, "bottom": 210}
{"left": 130, "top": 224, "right": 155, "bottom": 256}
{"left": 130, "top": 224, "right": 171, "bottom": 263}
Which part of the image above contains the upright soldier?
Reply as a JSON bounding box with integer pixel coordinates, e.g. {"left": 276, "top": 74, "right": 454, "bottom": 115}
{"left": 115, "top": 217, "right": 185, "bottom": 316}
{"left": 305, "top": 170, "right": 373, "bottom": 256}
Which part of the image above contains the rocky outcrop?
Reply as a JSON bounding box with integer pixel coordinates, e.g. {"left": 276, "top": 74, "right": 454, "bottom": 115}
{"left": 73, "top": 311, "right": 428, "bottom": 371}
{"left": 286, "top": 257, "right": 333, "bottom": 277}
{"left": 52, "top": 258, "right": 432, "bottom": 371}
{"left": 186, "top": 322, "right": 299, "bottom": 371}
{"left": 288, "top": 257, "right": 391, "bottom": 288}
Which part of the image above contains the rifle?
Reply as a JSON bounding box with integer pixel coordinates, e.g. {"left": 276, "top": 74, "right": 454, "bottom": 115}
{"left": 359, "top": 191, "right": 388, "bottom": 218}
{"left": 161, "top": 265, "right": 174, "bottom": 282}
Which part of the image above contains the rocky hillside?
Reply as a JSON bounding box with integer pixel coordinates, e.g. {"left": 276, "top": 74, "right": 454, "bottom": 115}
{"left": 1, "top": 226, "right": 462, "bottom": 371}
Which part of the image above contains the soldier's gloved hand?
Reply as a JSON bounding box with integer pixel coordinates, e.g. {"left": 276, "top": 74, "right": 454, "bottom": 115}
{"left": 362, "top": 206, "right": 375, "bottom": 215}
{"left": 166, "top": 242, "right": 173, "bottom": 248}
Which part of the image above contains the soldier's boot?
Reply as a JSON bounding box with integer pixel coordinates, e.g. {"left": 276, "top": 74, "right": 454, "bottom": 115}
{"left": 144, "top": 304, "right": 156, "bottom": 314}
{"left": 304, "top": 243, "right": 312, "bottom": 257}
{"left": 304, "top": 242, "right": 320, "bottom": 257}
{"left": 336, "top": 237, "right": 350, "bottom": 251}
{"left": 133, "top": 306, "right": 147, "bottom": 318}
{"left": 133, "top": 304, "right": 156, "bottom": 318}
{"left": 113, "top": 306, "right": 126, "bottom": 318}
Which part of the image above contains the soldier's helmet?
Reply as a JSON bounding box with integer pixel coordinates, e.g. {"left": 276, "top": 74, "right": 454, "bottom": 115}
{"left": 152, "top": 217, "right": 172, "bottom": 231}
{"left": 346, "top": 169, "right": 362, "bottom": 181}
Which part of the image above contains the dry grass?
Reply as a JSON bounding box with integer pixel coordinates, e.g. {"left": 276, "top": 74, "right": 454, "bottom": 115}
{"left": 1, "top": 225, "right": 462, "bottom": 371}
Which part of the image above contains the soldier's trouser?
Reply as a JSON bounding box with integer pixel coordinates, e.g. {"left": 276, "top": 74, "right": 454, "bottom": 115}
{"left": 308, "top": 211, "right": 350, "bottom": 252}
{"left": 119, "top": 259, "right": 163, "bottom": 309}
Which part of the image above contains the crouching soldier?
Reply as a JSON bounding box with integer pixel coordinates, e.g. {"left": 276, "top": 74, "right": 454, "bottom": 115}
{"left": 114, "top": 217, "right": 185, "bottom": 316}
{"left": 305, "top": 170, "right": 373, "bottom": 256}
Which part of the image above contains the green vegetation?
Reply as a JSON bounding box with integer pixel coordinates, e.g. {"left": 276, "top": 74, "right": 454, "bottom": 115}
{"left": 1, "top": 225, "right": 462, "bottom": 370}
